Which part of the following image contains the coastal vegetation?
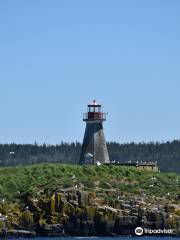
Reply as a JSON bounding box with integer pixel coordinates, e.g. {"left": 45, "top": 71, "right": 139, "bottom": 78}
{"left": 0, "top": 163, "right": 179, "bottom": 202}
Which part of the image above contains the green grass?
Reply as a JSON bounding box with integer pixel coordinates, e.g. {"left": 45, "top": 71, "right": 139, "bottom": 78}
{"left": 0, "top": 163, "right": 179, "bottom": 202}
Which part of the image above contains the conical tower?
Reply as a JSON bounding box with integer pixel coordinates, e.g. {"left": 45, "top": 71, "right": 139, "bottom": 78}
{"left": 79, "top": 100, "right": 110, "bottom": 164}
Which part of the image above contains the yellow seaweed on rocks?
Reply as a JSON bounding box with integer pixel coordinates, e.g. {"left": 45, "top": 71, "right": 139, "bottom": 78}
{"left": 0, "top": 221, "right": 4, "bottom": 230}
{"left": 63, "top": 202, "right": 75, "bottom": 215}
{"left": 50, "top": 194, "right": 55, "bottom": 213}
{"left": 85, "top": 206, "right": 96, "bottom": 220}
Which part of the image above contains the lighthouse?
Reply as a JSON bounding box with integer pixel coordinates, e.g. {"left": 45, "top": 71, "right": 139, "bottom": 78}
{"left": 79, "top": 100, "right": 110, "bottom": 164}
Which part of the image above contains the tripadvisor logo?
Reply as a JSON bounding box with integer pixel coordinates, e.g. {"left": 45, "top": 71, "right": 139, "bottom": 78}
{"left": 135, "top": 227, "right": 143, "bottom": 236}
{"left": 135, "top": 227, "right": 174, "bottom": 236}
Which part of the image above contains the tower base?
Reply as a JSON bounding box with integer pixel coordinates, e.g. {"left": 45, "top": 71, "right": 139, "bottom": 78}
{"left": 79, "top": 121, "right": 110, "bottom": 164}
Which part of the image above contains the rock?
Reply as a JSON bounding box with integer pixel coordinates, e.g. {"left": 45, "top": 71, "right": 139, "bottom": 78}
{"left": 27, "top": 197, "right": 41, "bottom": 213}
{"left": 96, "top": 206, "right": 117, "bottom": 220}
{"left": 77, "top": 190, "right": 89, "bottom": 207}
{"left": 19, "top": 210, "right": 33, "bottom": 230}
{"left": 61, "top": 202, "right": 75, "bottom": 216}
{"left": 0, "top": 229, "right": 37, "bottom": 238}
{"left": 36, "top": 223, "right": 64, "bottom": 237}
{"left": 85, "top": 206, "right": 96, "bottom": 220}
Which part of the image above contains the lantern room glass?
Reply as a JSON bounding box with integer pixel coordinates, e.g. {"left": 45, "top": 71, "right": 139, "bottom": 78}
{"left": 88, "top": 106, "right": 101, "bottom": 112}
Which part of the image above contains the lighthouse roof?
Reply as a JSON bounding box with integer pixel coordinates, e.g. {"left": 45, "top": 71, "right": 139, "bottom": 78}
{"left": 88, "top": 99, "right": 101, "bottom": 107}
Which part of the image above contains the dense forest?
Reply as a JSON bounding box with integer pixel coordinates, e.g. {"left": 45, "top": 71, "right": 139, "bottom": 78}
{"left": 0, "top": 140, "right": 180, "bottom": 173}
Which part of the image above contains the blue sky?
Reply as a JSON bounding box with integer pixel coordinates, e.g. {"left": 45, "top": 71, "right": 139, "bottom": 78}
{"left": 0, "top": 1, "right": 180, "bottom": 144}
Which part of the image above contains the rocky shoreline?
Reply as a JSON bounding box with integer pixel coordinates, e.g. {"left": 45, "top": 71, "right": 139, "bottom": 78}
{"left": 0, "top": 187, "right": 180, "bottom": 237}
{"left": 0, "top": 164, "right": 180, "bottom": 238}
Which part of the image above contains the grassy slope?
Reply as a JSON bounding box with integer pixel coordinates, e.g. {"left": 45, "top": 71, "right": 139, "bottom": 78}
{"left": 0, "top": 163, "right": 180, "bottom": 202}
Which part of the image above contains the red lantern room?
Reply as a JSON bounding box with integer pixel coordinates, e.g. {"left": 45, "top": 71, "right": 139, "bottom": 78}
{"left": 83, "top": 100, "right": 106, "bottom": 121}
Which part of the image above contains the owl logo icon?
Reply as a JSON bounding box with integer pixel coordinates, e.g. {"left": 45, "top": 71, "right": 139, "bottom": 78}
{"left": 135, "top": 227, "right": 144, "bottom": 236}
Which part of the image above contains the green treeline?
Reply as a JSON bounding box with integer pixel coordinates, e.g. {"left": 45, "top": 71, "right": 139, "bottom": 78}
{"left": 0, "top": 140, "right": 180, "bottom": 173}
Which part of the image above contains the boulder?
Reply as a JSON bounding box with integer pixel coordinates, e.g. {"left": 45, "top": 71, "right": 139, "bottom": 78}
{"left": 77, "top": 191, "right": 89, "bottom": 207}
{"left": 19, "top": 210, "right": 33, "bottom": 230}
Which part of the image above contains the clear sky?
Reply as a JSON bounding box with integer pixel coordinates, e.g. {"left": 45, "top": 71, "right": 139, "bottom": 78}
{"left": 0, "top": 1, "right": 180, "bottom": 144}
